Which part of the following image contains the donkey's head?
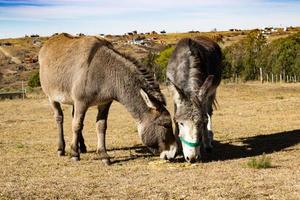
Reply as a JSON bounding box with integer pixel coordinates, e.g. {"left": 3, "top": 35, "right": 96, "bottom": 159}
{"left": 139, "top": 89, "right": 177, "bottom": 160}
{"left": 170, "top": 75, "right": 215, "bottom": 163}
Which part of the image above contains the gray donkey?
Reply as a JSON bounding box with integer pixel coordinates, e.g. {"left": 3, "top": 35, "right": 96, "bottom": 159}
{"left": 39, "top": 33, "right": 177, "bottom": 164}
{"left": 167, "top": 37, "right": 222, "bottom": 163}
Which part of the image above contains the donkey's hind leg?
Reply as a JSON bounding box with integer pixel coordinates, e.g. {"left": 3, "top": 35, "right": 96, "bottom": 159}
{"left": 72, "top": 106, "right": 87, "bottom": 153}
{"left": 96, "top": 102, "right": 112, "bottom": 165}
{"left": 70, "top": 102, "right": 88, "bottom": 161}
{"left": 50, "top": 100, "right": 66, "bottom": 156}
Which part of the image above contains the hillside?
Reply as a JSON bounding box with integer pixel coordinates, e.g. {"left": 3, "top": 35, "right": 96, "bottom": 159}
{"left": 0, "top": 27, "right": 299, "bottom": 91}
{"left": 0, "top": 37, "right": 45, "bottom": 91}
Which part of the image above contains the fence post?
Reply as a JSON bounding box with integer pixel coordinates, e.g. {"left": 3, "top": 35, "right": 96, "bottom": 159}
{"left": 260, "top": 68, "right": 263, "bottom": 84}
{"left": 280, "top": 73, "right": 282, "bottom": 83}
{"left": 22, "top": 81, "right": 25, "bottom": 100}
{"left": 271, "top": 73, "right": 274, "bottom": 83}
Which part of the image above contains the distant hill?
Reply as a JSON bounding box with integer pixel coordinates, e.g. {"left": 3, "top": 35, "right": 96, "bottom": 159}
{"left": 0, "top": 27, "right": 299, "bottom": 91}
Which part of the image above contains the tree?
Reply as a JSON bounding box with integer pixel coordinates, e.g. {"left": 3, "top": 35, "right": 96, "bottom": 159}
{"left": 223, "top": 32, "right": 300, "bottom": 82}
{"left": 28, "top": 71, "right": 40, "bottom": 88}
{"left": 257, "top": 32, "right": 300, "bottom": 79}
{"left": 142, "top": 46, "right": 175, "bottom": 82}
{"left": 154, "top": 46, "right": 175, "bottom": 82}
{"left": 242, "top": 31, "right": 266, "bottom": 80}
{"left": 223, "top": 30, "right": 267, "bottom": 81}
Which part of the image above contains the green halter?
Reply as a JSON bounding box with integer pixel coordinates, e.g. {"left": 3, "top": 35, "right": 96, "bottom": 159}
{"left": 179, "top": 137, "right": 201, "bottom": 148}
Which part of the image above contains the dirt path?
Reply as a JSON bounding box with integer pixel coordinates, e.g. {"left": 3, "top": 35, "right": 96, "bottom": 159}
{"left": 0, "top": 46, "right": 21, "bottom": 64}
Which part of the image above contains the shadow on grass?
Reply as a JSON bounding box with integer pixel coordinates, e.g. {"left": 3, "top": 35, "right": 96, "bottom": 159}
{"left": 108, "top": 145, "right": 154, "bottom": 164}
{"left": 108, "top": 145, "right": 151, "bottom": 153}
{"left": 90, "top": 129, "right": 300, "bottom": 164}
{"left": 88, "top": 145, "right": 154, "bottom": 164}
{"left": 110, "top": 154, "right": 153, "bottom": 164}
{"left": 206, "top": 129, "right": 300, "bottom": 162}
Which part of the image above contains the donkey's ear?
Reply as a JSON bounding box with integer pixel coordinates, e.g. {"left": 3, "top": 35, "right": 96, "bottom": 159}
{"left": 169, "top": 81, "right": 185, "bottom": 105}
{"left": 198, "top": 75, "right": 215, "bottom": 102}
{"left": 140, "top": 89, "right": 157, "bottom": 109}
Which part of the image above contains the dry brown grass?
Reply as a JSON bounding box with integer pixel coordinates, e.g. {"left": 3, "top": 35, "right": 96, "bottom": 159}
{"left": 0, "top": 83, "right": 300, "bottom": 199}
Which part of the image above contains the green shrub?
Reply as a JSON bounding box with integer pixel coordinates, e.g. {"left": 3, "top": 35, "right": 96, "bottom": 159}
{"left": 28, "top": 71, "right": 40, "bottom": 88}
{"left": 154, "top": 46, "right": 175, "bottom": 82}
{"left": 142, "top": 46, "right": 175, "bottom": 83}
{"left": 247, "top": 153, "right": 272, "bottom": 169}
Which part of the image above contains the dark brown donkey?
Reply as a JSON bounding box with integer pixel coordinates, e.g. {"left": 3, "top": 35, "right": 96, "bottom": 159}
{"left": 39, "top": 33, "right": 177, "bottom": 164}
{"left": 167, "top": 37, "right": 222, "bottom": 163}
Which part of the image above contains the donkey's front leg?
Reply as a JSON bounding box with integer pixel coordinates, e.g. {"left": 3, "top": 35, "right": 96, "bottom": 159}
{"left": 96, "top": 102, "right": 112, "bottom": 165}
{"left": 204, "top": 113, "right": 214, "bottom": 153}
{"left": 71, "top": 102, "right": 87, "bottom": 161}
{"left": 202, "top": 100, "right": 214, "bottom": 153}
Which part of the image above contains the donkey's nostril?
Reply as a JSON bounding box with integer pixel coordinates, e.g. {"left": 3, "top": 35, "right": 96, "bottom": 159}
{"left": 186, "top": 156, "right": 190, "bottom": 162}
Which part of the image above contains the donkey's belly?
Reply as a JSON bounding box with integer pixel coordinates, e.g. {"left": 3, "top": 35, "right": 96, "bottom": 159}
{"left": 50, "top": 92, "right": 73, "bottom": 105}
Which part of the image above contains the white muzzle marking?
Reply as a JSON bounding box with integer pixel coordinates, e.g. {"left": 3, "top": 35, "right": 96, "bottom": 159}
{"left": 160, "top": 142, "right": 177, "bottom": 160}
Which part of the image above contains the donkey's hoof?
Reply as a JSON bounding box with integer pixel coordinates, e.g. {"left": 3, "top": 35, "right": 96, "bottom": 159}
{"left": 79, "top": 147, "right": 87, "bottom": 154}
{"left": 71, "top": 156, "right": 80, "bottom": 161}
{"left": 97, "top": 150, "right": 110, "bottom": 158}
{"left": 57, "top": 150, "right": 65, "bottom": 156}
{"left": 101, "top": 158, "right": 111, "bottom": 166}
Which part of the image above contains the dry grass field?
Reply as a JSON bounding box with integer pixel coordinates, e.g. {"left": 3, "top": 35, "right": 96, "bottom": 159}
{"left": 0, "top": 83, "right": 300, "bottom": 199}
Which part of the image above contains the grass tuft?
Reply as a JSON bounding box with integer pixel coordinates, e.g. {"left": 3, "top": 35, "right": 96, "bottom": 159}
{"left": 16, "top": 144, "right": 25, "bottom": 149}
{"left": 275, "top": 96, "right": 284, "bottom": 100}
{"left": 247, "top": 153, "right": 272, "bottom": 169}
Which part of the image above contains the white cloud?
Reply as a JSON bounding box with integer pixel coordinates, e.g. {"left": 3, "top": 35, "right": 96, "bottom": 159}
{"left": 0, "top": 0, "right": 263, "bottom": 20}
{"left": 0, "top": 0, "right": 299, "bottom": 38}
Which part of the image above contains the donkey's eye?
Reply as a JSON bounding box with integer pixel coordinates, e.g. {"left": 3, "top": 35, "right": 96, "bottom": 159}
{"left": 162, "top": 124, "right": 171, "bottom": 129}
{"left": 179, "top": 122, "right": 184, "bottom": 127}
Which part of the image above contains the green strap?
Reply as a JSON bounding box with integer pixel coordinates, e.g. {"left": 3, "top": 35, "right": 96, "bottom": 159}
{"left": 179, "top": 137, "right": 201, "bottom": 148}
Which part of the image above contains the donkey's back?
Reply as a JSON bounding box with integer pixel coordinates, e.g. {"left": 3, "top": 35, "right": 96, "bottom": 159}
{"left": 39, "top": 33, "right": 115, "bottom": 105}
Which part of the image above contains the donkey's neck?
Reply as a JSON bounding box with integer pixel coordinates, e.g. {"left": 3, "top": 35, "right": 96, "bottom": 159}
{"left": 107, "top": 48, "right": 156, "bottom": 125}
{"left": 116, "top": 86, "right": 151, "bottom": 124}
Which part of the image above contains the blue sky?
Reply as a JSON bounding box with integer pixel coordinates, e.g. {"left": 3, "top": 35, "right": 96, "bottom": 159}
{"left": 0, "top": 0, "right": 300, "bottom": 38}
